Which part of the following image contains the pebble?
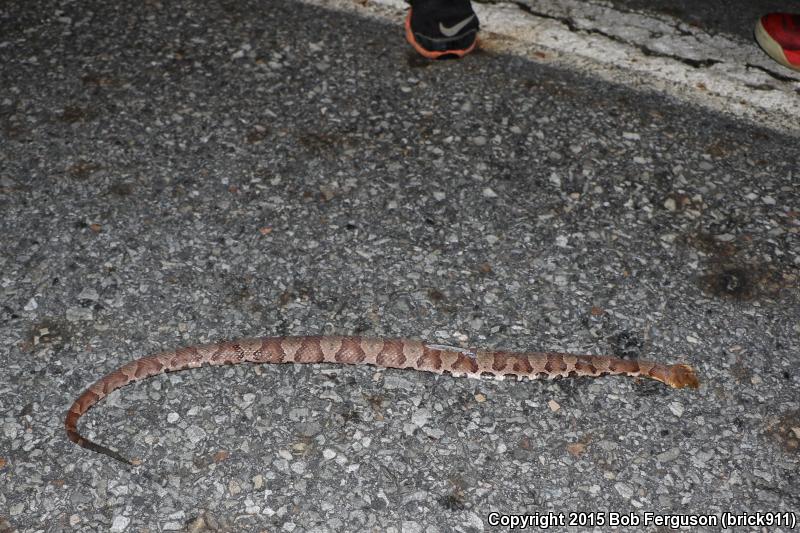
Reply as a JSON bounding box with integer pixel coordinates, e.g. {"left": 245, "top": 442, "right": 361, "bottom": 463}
{"left": 323, "top": 448, "right": 337, "bottom": 460}
{"left": 77, "top": 288, "right": 99, "bottom": 301}
{"left": 110, "top": 516, "right": 130, "bottom": 532}
{"left": 402, "top": 521, "right": 422, "bottom": 533}
{"left": 656, "top": 447, "right": 681, "bottom": 462}
{"left": 614, "top": 482, "right": 634, "bottom": 499}
{"left": 411, "top": 408, "right": 431, "bottom": 427}
{"left": 382, "top": 375, "right": 416, "bottom": 390}
{"left": 186, "top": 425, "right": 207, "bottom": 444}
{"left": 66, "top": 307, "right": 93, "bottom": 321}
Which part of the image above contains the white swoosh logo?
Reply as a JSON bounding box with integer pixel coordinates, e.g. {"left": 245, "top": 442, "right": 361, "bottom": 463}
{"left": 439, "top": 15, "right": 475, "bottom": 37}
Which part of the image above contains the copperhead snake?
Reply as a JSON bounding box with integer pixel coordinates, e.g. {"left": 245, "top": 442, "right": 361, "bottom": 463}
{"left": 65, "top": 335, "right": 699, "bottom": 464}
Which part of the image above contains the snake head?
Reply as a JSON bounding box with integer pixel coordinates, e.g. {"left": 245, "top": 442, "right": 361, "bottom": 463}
{"left": 667, "top": 364, "right": 700, "bottom": 389}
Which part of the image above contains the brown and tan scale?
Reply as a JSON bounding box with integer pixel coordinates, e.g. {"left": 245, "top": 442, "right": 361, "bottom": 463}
{"left": 65, "top": 335, "right": 699, "bottom": 465}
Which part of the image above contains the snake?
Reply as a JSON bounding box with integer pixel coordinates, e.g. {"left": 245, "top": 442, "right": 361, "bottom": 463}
{"left": 65, "top": 335, "right": 699, "bottom": 464}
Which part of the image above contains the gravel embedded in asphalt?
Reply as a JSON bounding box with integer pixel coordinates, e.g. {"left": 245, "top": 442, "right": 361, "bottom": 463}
{"left": 0, "top": 0, "right": 798, "bottom": 531}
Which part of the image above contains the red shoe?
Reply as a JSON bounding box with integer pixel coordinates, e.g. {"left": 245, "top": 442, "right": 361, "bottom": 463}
{"left": 755, "top": 13, "right": 800, "bottom": 71}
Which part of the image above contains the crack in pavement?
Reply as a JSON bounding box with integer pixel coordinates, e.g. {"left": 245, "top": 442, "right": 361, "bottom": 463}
{"left": 744, "top": 63, "right": 800, "bottom": 84}
{"left": 638, "top": 45, "right": 721, "bottom": 68}
{"left": 511, "top": 1, "right": 723, "bottom": 69}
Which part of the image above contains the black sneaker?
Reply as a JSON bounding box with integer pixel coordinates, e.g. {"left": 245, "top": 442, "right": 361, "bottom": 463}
{"left": 405, "top": 0, "right": 480, "bottom": 58}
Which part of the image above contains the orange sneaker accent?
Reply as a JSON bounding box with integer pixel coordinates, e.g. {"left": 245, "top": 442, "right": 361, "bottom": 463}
{"left": 405, "top": 10, "right": 477, "bottom": 59}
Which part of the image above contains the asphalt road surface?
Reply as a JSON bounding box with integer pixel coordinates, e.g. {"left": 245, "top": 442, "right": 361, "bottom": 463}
{"left": 1, "top": 0, "right": 798, "bottom": 531}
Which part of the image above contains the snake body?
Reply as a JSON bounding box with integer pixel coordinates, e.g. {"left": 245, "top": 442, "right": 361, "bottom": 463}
{"left": 65, "top": 335, "right": 699, "bottom": 464}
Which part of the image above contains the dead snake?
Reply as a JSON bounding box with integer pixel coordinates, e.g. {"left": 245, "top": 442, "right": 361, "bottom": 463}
{"left": 65, "top": 335, "right": 699, "bottom": 464}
